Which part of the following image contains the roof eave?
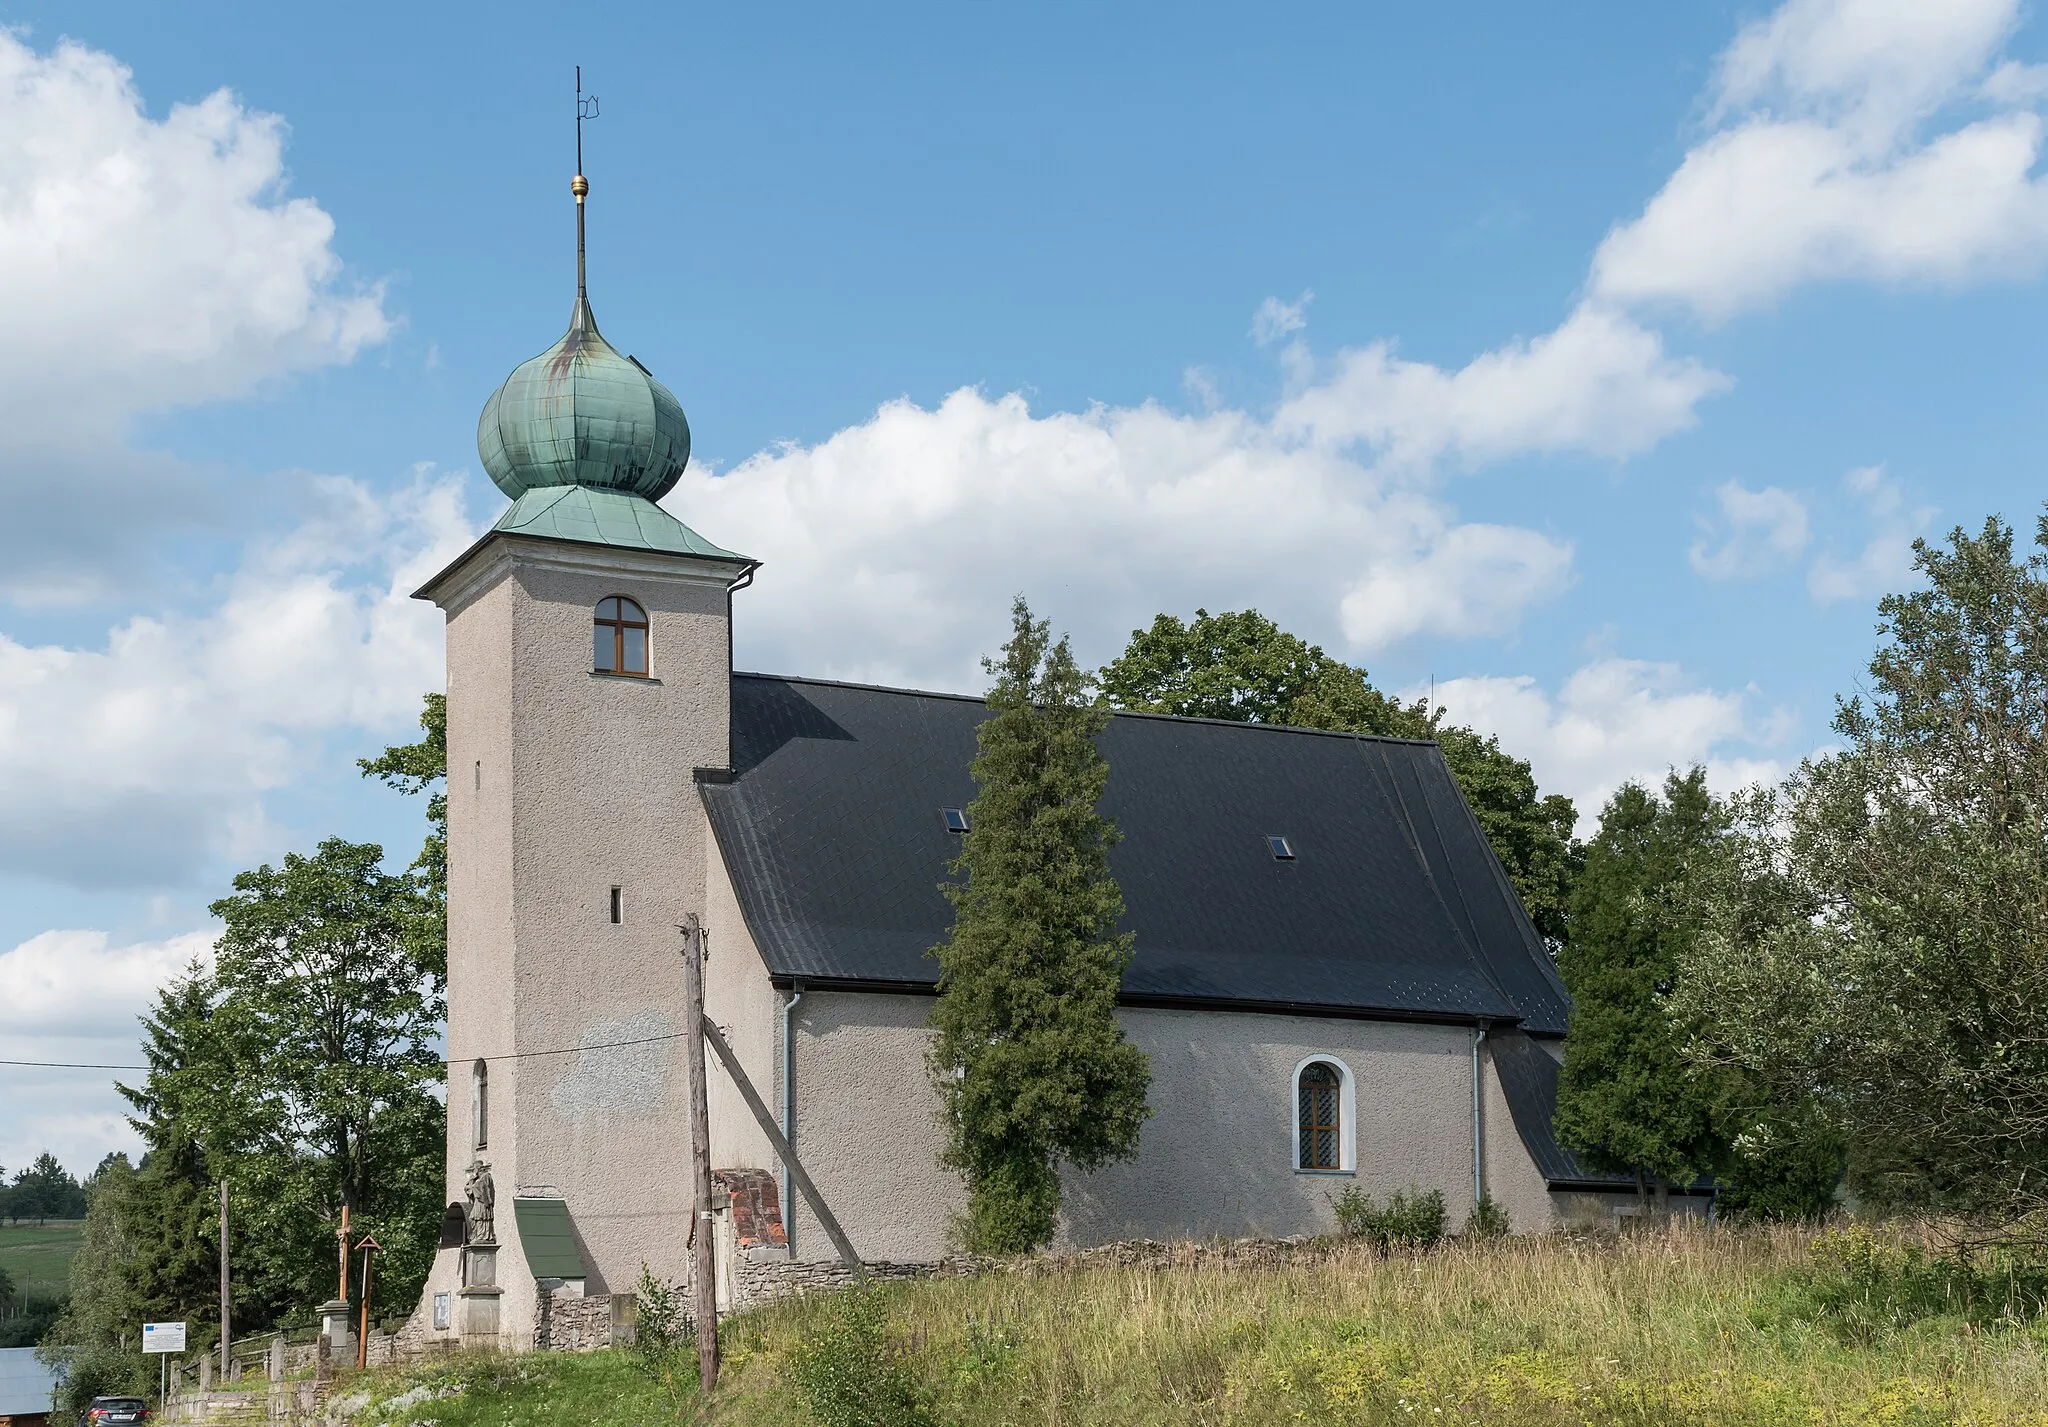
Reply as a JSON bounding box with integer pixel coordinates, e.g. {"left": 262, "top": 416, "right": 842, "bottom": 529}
{"left": 411, "top": 526, "right": 759, "bottom": 607}
{"left": 756, "top": 972, "right": 1528, "bottom": 1029}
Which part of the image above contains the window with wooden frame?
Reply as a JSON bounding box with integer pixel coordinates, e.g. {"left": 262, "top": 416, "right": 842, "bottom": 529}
{"left": 1297, "top": 1060, "right": 1342, "bottom": 1170}
{"left": 594, "top": 596, "right": 649, "bottom": 675}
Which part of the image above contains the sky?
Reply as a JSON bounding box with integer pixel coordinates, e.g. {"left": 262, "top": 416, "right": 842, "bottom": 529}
{"left": 6, "top": 0, "right": 2048, "bottom": 1177}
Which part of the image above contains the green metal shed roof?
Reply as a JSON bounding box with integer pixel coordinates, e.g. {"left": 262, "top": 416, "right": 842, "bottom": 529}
{"left": 512, "top": 1197, "right": 586, "bottom": 1280}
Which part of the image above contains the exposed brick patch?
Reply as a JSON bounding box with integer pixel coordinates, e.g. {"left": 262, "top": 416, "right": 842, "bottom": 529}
{"left": 712, "top": 1168, "right": 786, "bottom": 1248}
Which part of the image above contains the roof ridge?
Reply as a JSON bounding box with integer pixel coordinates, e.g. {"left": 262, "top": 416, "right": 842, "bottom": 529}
{"left": 729, "top": 671, "right": 1441, "bottom": 746}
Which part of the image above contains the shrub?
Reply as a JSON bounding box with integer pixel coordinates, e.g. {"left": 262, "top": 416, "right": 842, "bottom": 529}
{"left": 630, "top": 1264, "right": 696, "bottom": 1417}
{"left": 1717, "top": 1118, "right": 1844, "bottom": 1223}
{"left": 1331, "top": 1186, "right": 1447, "bottom": 1250}
{"left": 790, "top": 1286, "right": 936, "bottom": 1427}
{"left": 1752, "top": 1225, "right": 2048, "bottom": 1345}
{"left": 1463, "top": 1193, "right": 1511, "bottom": 1239}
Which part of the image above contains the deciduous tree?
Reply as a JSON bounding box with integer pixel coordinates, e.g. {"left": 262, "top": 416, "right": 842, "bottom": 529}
{"left": 1679, "top": 515, "right": 2048, "bottom": 1234}
{"left": 359, "top": 692, "right": 448, "bottom": 983}
{"left": 202, "top": 837, "right": 446, "bottom": 1318}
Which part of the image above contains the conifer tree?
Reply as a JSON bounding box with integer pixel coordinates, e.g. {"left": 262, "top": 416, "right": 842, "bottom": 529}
{"left": 1554, "top": 769, "right": 1729, "bottom": 1198}
{"left": 929, "top": 597, "right": 1151, "bottom": 1253}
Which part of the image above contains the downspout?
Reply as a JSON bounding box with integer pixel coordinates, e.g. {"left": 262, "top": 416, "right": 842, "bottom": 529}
{"left": 725, "top": 561, "right": 758, "bottom": 763}
{"left": 780, "top": 982, "right": 804, "bottom": 1251}
{"left": 1471, "top": 1022, "right": 1488, "bottom": 1211}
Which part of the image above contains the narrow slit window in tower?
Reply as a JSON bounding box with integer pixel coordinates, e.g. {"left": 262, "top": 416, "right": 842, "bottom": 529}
{"left": 472, "top": 1059, "right": 489, "bottom": 1150}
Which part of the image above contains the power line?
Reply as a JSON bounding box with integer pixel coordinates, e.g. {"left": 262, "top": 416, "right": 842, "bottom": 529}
{"left": 0, "top": 1029, "right": 694, "bottom": 1075}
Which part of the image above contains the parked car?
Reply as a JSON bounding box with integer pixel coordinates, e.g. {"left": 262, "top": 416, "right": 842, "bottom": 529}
{"left": 86, "top": 1396, "right": 150, "bottom": 1424}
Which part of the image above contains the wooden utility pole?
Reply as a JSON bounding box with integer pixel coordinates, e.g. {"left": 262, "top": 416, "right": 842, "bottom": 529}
{"left": 217, "top": 1182, "right": 230, "bottom": 1382}
{"left": 680, "top": 914, "right": 719, "bottom": 1392}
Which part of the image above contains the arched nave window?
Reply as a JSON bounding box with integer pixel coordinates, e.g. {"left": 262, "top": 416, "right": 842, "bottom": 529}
{"left": 1294, "top": 1057, "right": 1354, "bottom": 1172}
{"left": 594, "top": 596, "right": 649, "bottom": 675}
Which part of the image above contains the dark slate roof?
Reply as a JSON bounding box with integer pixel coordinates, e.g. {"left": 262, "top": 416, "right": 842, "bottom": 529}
{"left": 702, "top": 674, "right": 1570, "bottom": 1034}
{"left": 1489, "top": 1030, "right": 1620, "bottom": 1187}
{"left": 1490, "top": 1031, "right": 1712, "bottom": 1192}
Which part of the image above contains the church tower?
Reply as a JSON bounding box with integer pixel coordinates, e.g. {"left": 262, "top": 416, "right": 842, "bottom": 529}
{"left": 411, "top": 153, "right": 754, "bottom": 1347}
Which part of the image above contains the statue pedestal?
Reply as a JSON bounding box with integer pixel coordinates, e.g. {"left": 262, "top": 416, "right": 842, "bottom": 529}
{"left": 462, "top": 1242, "right": 498, "bottom": 1288}
{"left": 457, "top": 1285, "right": 503, "bottom": 1340}
{"left": 317, "top": 1298, "right": 354, "bottom": 1359}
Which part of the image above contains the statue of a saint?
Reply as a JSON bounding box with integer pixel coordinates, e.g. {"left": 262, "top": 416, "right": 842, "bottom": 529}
{"left": 464, "top": 1159, "right": 496, "bottom": 1244}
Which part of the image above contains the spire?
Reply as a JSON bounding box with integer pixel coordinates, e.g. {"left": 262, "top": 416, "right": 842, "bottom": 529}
{"left": 474, "top": 71, "right": 696, "bottom": 509}
{"left": 572, "top": 68, "right": 598, "bottom": 334}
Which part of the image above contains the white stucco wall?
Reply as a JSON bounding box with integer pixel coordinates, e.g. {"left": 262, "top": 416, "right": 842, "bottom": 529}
{"left": 702, "top": 819, "right": 781, "bottom": 1174}
{"left": 431, "top": 534, "right": 743, "bottom": 1334}
{"left": 782, "top": 991, "right": 1563, "bottom": 1262}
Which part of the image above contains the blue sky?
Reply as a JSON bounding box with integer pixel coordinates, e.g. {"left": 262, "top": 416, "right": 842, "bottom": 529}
{"left": 5, "top": 0, "right": 2048, "bottom": 1173}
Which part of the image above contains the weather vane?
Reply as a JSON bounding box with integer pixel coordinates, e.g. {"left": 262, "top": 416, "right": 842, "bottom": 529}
{"left": 575, "top": 65, "right": 600, "bottom": 181}
{"left": 572, "top": 67, "right": 600, "bottom": 314}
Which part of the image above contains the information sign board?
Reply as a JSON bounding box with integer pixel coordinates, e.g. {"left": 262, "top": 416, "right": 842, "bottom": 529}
{"left": 142, "top": 1322, "right": 187, "bottom": 1354}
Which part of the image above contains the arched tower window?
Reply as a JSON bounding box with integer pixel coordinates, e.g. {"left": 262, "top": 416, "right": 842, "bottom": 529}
{"left": 1297, "top": 1060, "right": 1344, "bottom": 1171}
{"left": 594, "top": 596, "right": 649, "bottom": 675}
{"left": 472, "top": 1059, "right": 489, "bottom": 1151}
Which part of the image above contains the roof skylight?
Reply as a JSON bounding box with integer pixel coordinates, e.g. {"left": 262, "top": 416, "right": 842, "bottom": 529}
{"left": 1267, "top": 835, "right": 1294, "bottom": 860}
{"left": 942, "top": 808, "right": 971, "bottom": 834}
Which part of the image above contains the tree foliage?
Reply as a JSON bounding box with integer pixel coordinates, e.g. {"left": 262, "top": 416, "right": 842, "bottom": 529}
{"left": 2, "top": 1152, "right": 85, "bottom": 1223}
{"left": 929, "top": 598, "right": 1151, "bottom": 1253}
{"left": 1678, "top": 515, "right": 2048, "bottom": 1232}
{"left": 202, "top": 836, "right": 446, "bottom": 1317}
{"left": 1554, "top": 770, "right": 1730, "bottom": 1194}
{"left": 42, "top": 1157, "right": 155, "bottom": 1420}
{"left": 1099, "top": 609, "right": 1580, "bottom": 947}
{"left": 45, "top": 982, "right": 232, "bottom": 1406}
{"left": 358, "top": 691, "right": 448, "bottom": 981}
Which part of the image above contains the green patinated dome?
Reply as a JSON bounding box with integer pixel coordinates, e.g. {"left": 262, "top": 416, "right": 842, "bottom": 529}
{"left": 477, "top": 294, "right": 692, "bottom": 501}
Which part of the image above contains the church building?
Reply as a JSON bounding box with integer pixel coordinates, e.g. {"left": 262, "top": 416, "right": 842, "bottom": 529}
{"left": 404, "top": 167, "right": 1643, "bottom": 1351}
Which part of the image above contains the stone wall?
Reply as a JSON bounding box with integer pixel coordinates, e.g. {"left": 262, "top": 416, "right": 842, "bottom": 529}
{"left": 533, "top": 1288, "right": 627, "bottom": 1352}
{"left": 731, "top": 1251, "right": 969, "bottom": 1312}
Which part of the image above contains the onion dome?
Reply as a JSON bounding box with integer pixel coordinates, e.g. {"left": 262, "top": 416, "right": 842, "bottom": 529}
{"left": 477, "top": 292, "right": 691, "bottom": 501}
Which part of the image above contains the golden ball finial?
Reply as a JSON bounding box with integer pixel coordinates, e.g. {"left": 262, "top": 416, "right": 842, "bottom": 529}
{"left": 571, "top": 174, "right": 589, "bottom": 199}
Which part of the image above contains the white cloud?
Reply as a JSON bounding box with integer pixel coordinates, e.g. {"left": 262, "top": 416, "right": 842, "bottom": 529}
{"left": 1426, "top": 658, "right": 1786, "bottom": 831}
{"left": 1690, "top": 480, "right": 1811, "bottom": 578}
{"left": 0, "top": 471, "right": 466, "bottom": 889}
{"left": 683, "top": 386, "right": 1577, "bottom": 691}
{"left": 1250, "top": 290, "right": 1313, "bottom": 346}
{"left": 0, "top": 928, "right": 211, "bottom": 1036}
{"left": 1714, "top": 0, "right": 2016, "bottom": 138}
{"left": 0, "top": 31, "right": 390, "bottom": 596}
{"left": 1339, "top": 524, "right": 1575, "bottom": 649}
{"left": 1808, "top": 464, "right": 1934, "bottom": 603}
{"left": 0, "top": 926, "right": 214, "bottom": 1176}
{"left": 1273, "top": 303, "right": 1729, "bottom": 468}
{"left": 1983, "top": 59, "right": 2048, "bottom": 105}
{"left": 1593, "top": 0, "right": 2048, "bottom": 321}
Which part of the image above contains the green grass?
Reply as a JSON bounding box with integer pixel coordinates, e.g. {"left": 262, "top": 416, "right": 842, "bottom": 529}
{"left": 336, "top": 1224, "right": 2048, "bottom": 1427}
{"left": 339, "top": 1350, "right": 688, "bottom": 1427}
{"left": 0, "top": 1220, "right": 83, "bottom": 1299}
